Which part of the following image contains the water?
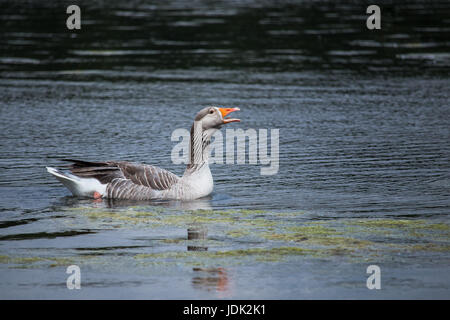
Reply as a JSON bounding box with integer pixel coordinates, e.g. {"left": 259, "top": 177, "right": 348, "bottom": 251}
{"left": 0, "top": 0, "right": 449, "bottom": 299}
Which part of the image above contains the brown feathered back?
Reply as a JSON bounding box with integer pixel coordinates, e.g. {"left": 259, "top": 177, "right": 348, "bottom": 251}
{"left": 63, "top": 159, "right": 180, "bottom": 191}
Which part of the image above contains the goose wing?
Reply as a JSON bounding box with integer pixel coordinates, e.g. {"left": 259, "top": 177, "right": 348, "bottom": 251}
{"left": 64, "top": 159, "right": 180, "bottom": 199}
{"left": 116, "top": 161, "right": 180, "bottom": 190}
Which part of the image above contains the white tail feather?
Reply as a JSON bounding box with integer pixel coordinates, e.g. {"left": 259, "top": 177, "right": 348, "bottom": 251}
{"left": 46, "top": 167, "right": 106, "bottom": 198}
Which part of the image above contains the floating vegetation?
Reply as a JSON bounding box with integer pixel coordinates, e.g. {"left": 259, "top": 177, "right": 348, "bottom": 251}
{"left": 134, "top": 246, "right": 312, "bottom": 264}
{"left": 344, "top": 218, "right": 450, "bottom": 238}
{"left": 48, "top": 207, "right": 450, "bottom": 269}
{"left": 65, "top": 207, "right": 282, "bottom": 229}
{"left": 408, "top": 243, "right": 450, "bottom": 252}
{"left": 0, "top": 254, "right": 80, "bottom": 268}
{"left": 285, "top": 225, "right": 341, "bottom": 236}
{"left": 226, "top": 229, "right": 251, "bottom": 238}
{"left": 260, "top": 232, "right": 308, "bottom": 242}
{"left": 306, "top": 236, "right": 373, "bottom": 248}
{"left": 341, "top": 218, "right": 450, "bottom": 253}
{"left": 346, "top": 219, "right": 426, "bottom": 228}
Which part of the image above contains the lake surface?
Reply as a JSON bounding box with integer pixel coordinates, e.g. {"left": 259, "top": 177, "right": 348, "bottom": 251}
{"left": 0, "top": 0, "right": 449, "bottom": 299}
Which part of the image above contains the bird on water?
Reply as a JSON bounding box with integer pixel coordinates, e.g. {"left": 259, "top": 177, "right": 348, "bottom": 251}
{"left": 46, "top": 106, "right": 240, "bottom": 200}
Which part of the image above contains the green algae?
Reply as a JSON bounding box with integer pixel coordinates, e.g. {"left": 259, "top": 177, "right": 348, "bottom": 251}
{"left": 231, "top": 209, "right": 268, "bottom": 215}
{"left": 187, "top": 209, "right": 268, "bottom": 217}
{"left": 285, "top": 225, "right": 341, "bottom": 236}
{"left": 226, "top": 229, "right": 250, "bottom": 238}
{"left": 187, "top": 209, "right": 306, "bottom": 219}
{"left": 306, "top": 236, "right": 373, "bottom": 248}
{"left": 161, "top": 238, "right": 185, "bottom": 244}
{"left": 135, "top": 246, "right": 312, "bottom": 261}
{"left": 260, "top": 227, "right": 372, "bottom": 252}
{"left": 63, "top": 206, "right": 449, "bottom": 265}
{"left": 260, "top": 225, "right": 344, "bottom": 243}
{"left": 242, "top": 218, "right": 276, "bottom": 228}
{"left": 0, "top": 255, "right": 45, "bottom": 264}
{"left": 69, "top": 207, "right": 276, "bottom": 230}
{"left": 323, "top": 218, "right": 450, "bottom": 257}
{"left": 408, "top": 243, "right": 450, "bottom": 252}
{"left": 162, "top": 214, "right": 238, "bottom": 226}
{"left": 424, "top": 223, "right": 450, "bottom": 232}
{"left": 48, "top": 258, "right": 78, "bottom": 268}
{"left": 260, "top": 232, "right": 308, "bottom": 242}
{"left": 343, "top": 218, "right": 450, "bottom": 240}
{"left": 66, "top": 207, "right": 163, "bottom": 227}
{"left": 133, "top": 211, "right": 158, "bottom": 217}
{"left": 134, "top": 251, "right": 187, "bottom": 260}
{"left": 83, "top": 210, "right": 157, "bottom": 225}
{"left": 187, "top": 209, "right": 216, "bottom": 215}
{"left": 0, "top": 255, "right": 79, "bottom": 268}
{"left": 69, "top": 207, "right": 295, "bottom": 231}
{"left": 347, "top": 219, "right": 442, "bottom": 230}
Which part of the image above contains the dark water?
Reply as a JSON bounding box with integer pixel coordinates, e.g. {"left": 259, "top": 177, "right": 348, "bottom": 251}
{"left": 0, "top": 0, "right": 449, "bottom": 299}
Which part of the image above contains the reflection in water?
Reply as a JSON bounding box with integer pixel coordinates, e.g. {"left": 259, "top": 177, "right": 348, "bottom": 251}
{"left": 187, "top": 225, "right": 230, "bottom": 296}
{"left": 53, "top": 195, "right": 214, "bottom": 211}
{"left": 105, "top": 197, "right": 213, "bottom": 211}
{"left": 187, "top": 225, "right": 208, "bottom": 252}
{"left": 167, "top": 197, "right": 213, "bottom": 211}
{"left": 192, "top": 267, "right": 229, "bottom": 295}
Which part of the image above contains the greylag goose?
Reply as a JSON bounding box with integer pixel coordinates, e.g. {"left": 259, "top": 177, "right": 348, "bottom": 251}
{"left": 46, "top": 106, "right": 240, "bottom": 200}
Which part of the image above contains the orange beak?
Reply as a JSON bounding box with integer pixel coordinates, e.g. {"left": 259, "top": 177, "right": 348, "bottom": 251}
{"left": 218, "top": 107, "right": 240, "bottom": 124}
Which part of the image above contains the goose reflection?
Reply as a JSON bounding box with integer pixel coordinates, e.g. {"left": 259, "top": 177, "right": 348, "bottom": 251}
{"left": 192, "top": 267, "right": 229, "bottom": 294}
{"left": 187, "top": 224, "right": 230, "bottom": 296}
{"left": 56, "top": 195, "right": 214, "bottom": 211}
{"left": 105, "top": 196, "right": 214, "bottom": 210}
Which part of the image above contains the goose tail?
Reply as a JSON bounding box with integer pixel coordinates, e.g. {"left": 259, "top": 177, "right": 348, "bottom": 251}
{"left": 46, "top": 167, "right": 106, "bottom": 198}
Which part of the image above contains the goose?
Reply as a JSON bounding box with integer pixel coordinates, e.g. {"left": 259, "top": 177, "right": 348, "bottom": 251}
{"left": 46, "top": 106, "right": 240, "bottom": 200}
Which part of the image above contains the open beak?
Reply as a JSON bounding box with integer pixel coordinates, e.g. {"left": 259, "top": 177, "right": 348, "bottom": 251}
{"left": 219, "top": 107, "right": 240, "bottom": 124}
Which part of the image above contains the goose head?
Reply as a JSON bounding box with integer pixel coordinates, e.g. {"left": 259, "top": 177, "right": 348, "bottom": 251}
{"left": 188, "top": 106, "right": 240, "bottom": 166}
{"left": 191, "top": 106, "right": 240, "bottom": 139}
{"left": 194, "top": 106, "right": 240, "bottom": 131}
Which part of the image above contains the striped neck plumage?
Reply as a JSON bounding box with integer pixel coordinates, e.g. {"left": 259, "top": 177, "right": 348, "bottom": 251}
{"left": 185, "top": 124, "right": 215, "bottom": 174}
